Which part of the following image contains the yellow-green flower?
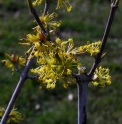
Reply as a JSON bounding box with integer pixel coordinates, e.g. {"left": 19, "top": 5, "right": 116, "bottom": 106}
{"left": 0, "top": 107, "right": 24, "bottom": 124}
{"left": 55, "top": 38, "right": 81, "bottom": 57}
{"left": 20, "top": 32, "right": 46, "bottom": 44}
{"left": 83, "top": 41, "right": 101, "bottom": 57}
{"left": 38, "top": 12, "right": 61, "bottom": 32}
{"left": 92, "top": 66, "right": 111, "bottom": 87}
{"left": 31, "top": 66, "right": 57, "bottom": 89}
{"left": 19, "top": 31, "right": 53, "bottom": 59}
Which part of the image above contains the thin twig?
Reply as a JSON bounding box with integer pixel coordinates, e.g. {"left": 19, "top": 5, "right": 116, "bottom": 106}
{"left": 43, "top": 0, "right": 54, "bottom": 41}
{"left": 28, "top": 75, "right": 39, "bottom": 80}
{"left": 88, "top": 0, "right": 119, "bottom": 78}
{"left": 13, "top": 63, "right": 22, "bottom": 74}
{"left": 28, "top": 0, "right": 47, "bottom": 35}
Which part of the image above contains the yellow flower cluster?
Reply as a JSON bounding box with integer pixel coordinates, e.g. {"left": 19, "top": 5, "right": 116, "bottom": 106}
{"left": 24, "top": 34, "right": 103, "bottom": 89}
{"left": 3, "top": 26, "right": 103, "bottom": 88}
{"left": 92, "top": 66, "right": 111, "bottom": 87}
{"left": 81, "top": 41, "right": 101, "bottom": 57}
{"left": 2, "top": 28, "right": 103, "bottom": 89}
{"left": 0, "top": 107, "right": 24, "bottom": 124}
{"left": 30, "top": 38, "right": 80, "bottom": 89}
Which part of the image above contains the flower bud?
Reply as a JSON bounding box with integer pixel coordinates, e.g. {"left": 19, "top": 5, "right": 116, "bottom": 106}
{"left": 11, "top": 53, "right": 18, "bottom": 63}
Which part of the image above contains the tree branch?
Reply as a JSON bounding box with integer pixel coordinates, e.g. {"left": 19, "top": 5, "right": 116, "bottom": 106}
{"left": 88, "top": 0, "right": 119, "bottom": 79}
{"left": 74, "top": 74, "right": 88, "bottom": 124}
{"left": 0, "top": 59, "right": 34, "bottom": 124}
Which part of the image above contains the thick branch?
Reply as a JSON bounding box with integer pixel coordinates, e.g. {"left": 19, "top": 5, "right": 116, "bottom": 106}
{"left": 75, "top": 74, "right": 88, "bottom": 124}
{"left": 88, "top": 0, "right": 119, "bottom": 78}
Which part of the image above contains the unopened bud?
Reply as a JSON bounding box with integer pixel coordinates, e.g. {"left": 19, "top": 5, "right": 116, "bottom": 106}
{"left": 11, "top": 53, "right": 18, "bottom": 62}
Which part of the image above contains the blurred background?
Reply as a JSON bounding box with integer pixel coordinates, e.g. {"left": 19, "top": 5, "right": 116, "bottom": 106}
{"left": 0, "top": 0, "right": 122, "bottom": 124}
